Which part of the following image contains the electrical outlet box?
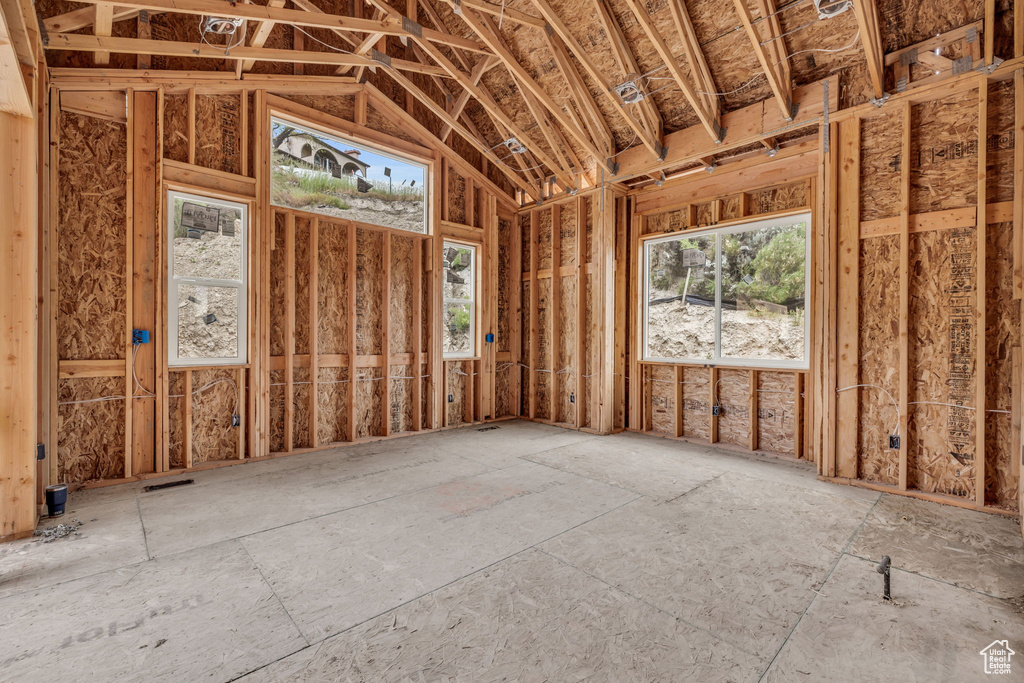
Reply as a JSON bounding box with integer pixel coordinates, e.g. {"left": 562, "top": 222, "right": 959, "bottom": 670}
{"left": 448, "top": 394, "right": 454, "bottom": 403}
{"left": 889, "top": 434, "right": 900, "bottom": 450}
{"left": 36, "top": 443, "right": 45, "bottom": 461}
{"left": 132, "top": 329, "right": 150, "bottom": 344}
{"left": 712, "top": 405, "right": 721, "bottom": 416}
{"left": 486, "top": 333, "right": 495, "bottom": 343}
{"left": 231, "top": 414, "right": 241, "bottom": 427}
{"left": 569, "top": 393, "right": 575, "bottom": 404}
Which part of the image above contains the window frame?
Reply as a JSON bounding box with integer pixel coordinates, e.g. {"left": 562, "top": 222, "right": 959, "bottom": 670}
{"left": 641, "top": 211, "right": 811, "bottom": 370}
{"left": 268, "top": 111, "right": 432, "bottom": 236}
{"left": 167, "top": 188, "right": 251, "bottom": 368}
{"left": 442, "top": 240, "right": 479, "bottom": 360}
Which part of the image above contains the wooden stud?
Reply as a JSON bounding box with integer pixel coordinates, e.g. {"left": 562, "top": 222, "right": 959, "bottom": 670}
{"left": 674, "top": 366, "right": 684, "bottom": 438}
{"left": 184, "top": 369, "right": 193, "bottom": 468}
{"left": 976, "top": 78, "right": 989, "bottom": 506}
{"left": 412, "top": 224, "right": 423, "bottom": 430}
{"left": 382, "top": 232, "right": 391, "bottom": 436}
{"left": 124, "top": 88, "right": 135, "bottom": 479}
{"left": 575, "top": 195, "right": 586, "bottom": 428}
{"left": 347, "top": 222, "right": 358, "bottom": 440}
{"left": 749, "top": 370, "right": 759, "bottom": 451}
{"left": 709, "top": 367, "right": 719, "bottom": 443}
{"left": 528, "top": 210, "right": 538, "bottom": 419}
{"left": 898, "top": 101, "right": 910, "bottom": 491}
{"left": 794, "top": 373, "right": 804, "bottom": 459}
{"left": 836, "top": 116, "right": 860, "bottom": 478}
{"left": 551, "top": 203, "right": 561, "bottom": 422}
{"left": 309, "top": 216, "right": 319, "bottom": 447}
{"left": 284, "top": 212, "right": 295, "bottom": 452}
{"left": 511, "top": 213, "right": 523, "bottom": 416}
{"left": 186, "top": 87, "right": 195, "bottom": 165}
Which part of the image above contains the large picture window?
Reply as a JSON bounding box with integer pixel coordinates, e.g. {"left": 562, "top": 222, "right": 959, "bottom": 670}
{"left": 168, "top": 190, "right": 249, "bottom": 366}
{"left": 270, "top": 115, "right": 429, "bottom": 234}
{"left": 643, "top": 213, "right": 810, "bottom": 368}
{"left": 442, "top": 242, "right": 476, "bottom": 358}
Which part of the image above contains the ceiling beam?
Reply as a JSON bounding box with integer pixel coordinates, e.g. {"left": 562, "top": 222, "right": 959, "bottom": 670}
{"left": 621, "top": 0, "right": 725, "bottom": 141}
{"left": 850, "top": 0, "right": 885, "bottom": 100}
{"left": 732, "top": 0, "right": 794, "bottom": 120}
{"left": 0, "top": 0, "right": 32, "bottom": 116}
{"left": 590, "top": 0, "right": 662, "bottom": 142}
{"left": 58, "top": 0, "right": 491, "bottom": 54}
{"left": 437, "top": 53, "right": 495, "bottom": 140}
{"left": 453, "top": 0, "right": 545, "bottom": 28}
{"left": 93, "top": 3, "right": 113, "bottom": 65}
{"left": 521, "top": 0, "right": 664, "bottom": 159}
{"left": 237, "top": 0, "right": 287, "bottom": 75}
{"left": 43, "top": 4, "right": 139, "bottom": 32}
{"left": 46, "top": 32, "right": 452, "bottom": 77}
{"left": 541, "top": 26, "right": 613, "bottom": 157}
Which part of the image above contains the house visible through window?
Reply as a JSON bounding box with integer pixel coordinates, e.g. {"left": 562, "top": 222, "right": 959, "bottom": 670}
{"left": 168, "top": 190, "right": 249, "bottom": 366}
{"left": 643, "top": 213, "right": 810, "bottom": 368}
{"left": 442, "top": 242, "right": 476, "bottom": 358}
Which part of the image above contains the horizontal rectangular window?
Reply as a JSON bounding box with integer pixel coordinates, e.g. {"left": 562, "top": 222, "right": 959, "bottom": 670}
{"left": 168, "top": 190, "right": 249, "bottom": 366}
{"left": 270, "top": 115, "right": 429, "bottom": 235}
{"left": 643, "top": 213, "right": 810, "bottom": 369}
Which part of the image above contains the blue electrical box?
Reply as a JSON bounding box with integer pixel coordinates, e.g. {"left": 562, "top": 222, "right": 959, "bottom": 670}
{"left": 485, "top": 333, "right": 494, "bottom": 343}
{"left": 132, "top": 329, "right": 150, "bottom": 344}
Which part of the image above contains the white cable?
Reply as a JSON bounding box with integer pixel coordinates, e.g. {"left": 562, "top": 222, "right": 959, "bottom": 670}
{"left": 775, "top": 29, "right": 861, "bottom": 66}
{"left": 836, "top": 384, "right": 900, "bottom": 436}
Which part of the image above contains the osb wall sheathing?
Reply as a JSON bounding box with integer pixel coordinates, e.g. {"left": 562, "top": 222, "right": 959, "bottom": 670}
{"left": 391, "top": 365, "right": 416, "bottom": 434}
{"left": 317, "top": 366, "right": 350, "bottom": 445}
{"left": 292, "top": 366, "right": 312, "bottom": 450}
{"left": 521, "top": 281, "right": 532, "bottom": 415}
{"left": 295, "top": 216, "right": 312, "bottom": 356}
{"left": 716, "top": 369, "right": 750, "bottom": 448}
{"left": 168, "top": 372, "right": 185, "bottom": 469}
{"left": 681, "top": 367, "right": 710, "bottom": 440}
{"left": 356, "top": 228, "right": 384, "bottom": 357}
{"left": 58, "top": 112, "right": 127, "bottom": 361}
{"left": 270, "top": 369, "right": 286, "bottom": 453}
{"left": 270, "top": 212, "right": 287, "bottom": 357}
{"left": 355, "top": 367, "right": 384, "bottom": 438}
{"left": 191, "top": 368, "right": 240, "bottom": 462}
{"left": 985, "top": 222, "right": 1019, "bottom": 509}
{"left": 318, "top": 221, "right": 350, "bottom": 355}
{"left": 556, "top": 275, "right": 577, "bottom": 424}
{"left": 447, "top": 168, "right": 467, "bottom": 225}
{"left": 195, "top": 94, "right": 242, "bottom": 176}
{"left": 910, "top": 91, "right": 979, "bottom": 215}
{"left": 858, "top": 235, "right": 900, "bottom": 484}
{"left": 446, "top": 362, "right": 467, "bottom": 427}
{"left": 283, "top": 95, "right": 355, "bottom": 124}
{"left": 390, "top": 235, "right": 416, "bottom": 355}
{"left": 536, "top": 278, "right": 552, "bottom": 421}
{"left": 757, "top": 372, "right": 796, "bottom": 456}
{"left": 860, "top": 112, "right": 902, "bottom": 222}
{"left": 649, "top": 366, "right": 676, "bottom": 436}
{"left": 987, "top": 79, "right": 1016, "bottom": 205}
{"left": 163, "top": 93, "right": 189, "bottom": 164}
{"left": 58, "top": 378, "right": 127, "bottom": 483}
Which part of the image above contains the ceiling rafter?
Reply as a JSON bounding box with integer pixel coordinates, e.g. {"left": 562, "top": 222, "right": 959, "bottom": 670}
{"left": 446, "top": 5, "right": 615, "bottom": 175}
{"left": 43, "top": 4, "right": 139, "bottom": 32}
{"left": 619, "top": 0, "right": 724, "bottom": 143}
{"left": 62, "top": 0, "right": 492, "bottom": 54}
{"left": 666, "top": 0, "right": 718, "bottom": 125}
{"left": 411, "top": 22, "right": 582, "bottom": 188}
{"left": 46, "top": 32, "right": 452, "bottom": 76}
{"left": 540, "top": 25, "right": 613, "bottom": 158}
{"left": 731, "top": 0, "right": 795, "bottom": 120}
{"left": 436, "top": 53, "right": 497, "bottom": 140}
{"left": 521, "top": 0, "right": 665, "bottom": 160}
{"left": 850, "top": 0, "right": 886, "bottom": 100}
{"left": 589, "top": 0, "right": 662, "bottom": 144}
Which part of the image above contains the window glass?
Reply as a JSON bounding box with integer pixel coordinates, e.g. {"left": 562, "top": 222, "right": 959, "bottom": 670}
{"left": 442, "top": 242, "right": 475, "bottom": 357}
{"left": 168, "top": 191, "right": 248, "bottom": 366}
{"left": 643, "top": 213, "right": 809, "bottom": 368}
{"left": 720, "top": 222, "right": 806, "bottom": 362}
{"left": 270, "top": 116, "right": 429, "bottom": 234}
{"left": 645, "top": 234, "right": 716, "bottom": 361}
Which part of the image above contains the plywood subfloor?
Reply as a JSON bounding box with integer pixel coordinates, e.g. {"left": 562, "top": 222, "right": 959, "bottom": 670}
{"left": 1, "top": 421, "right": 1022, "bottom": 681}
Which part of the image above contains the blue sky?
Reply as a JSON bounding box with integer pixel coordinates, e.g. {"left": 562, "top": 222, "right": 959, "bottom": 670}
{"left": 274, "top": 119, "right": 424, "bottom": 187}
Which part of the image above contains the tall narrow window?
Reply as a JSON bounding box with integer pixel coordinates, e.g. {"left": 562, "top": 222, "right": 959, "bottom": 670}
{"left": 643, "top": 213, "right": 810, "bottom": 369}
{"left": 442, "top": 242, "right": 476, "bottom": 358}
{"left": 168, "top": 190, "right": 249, "bottom": 366}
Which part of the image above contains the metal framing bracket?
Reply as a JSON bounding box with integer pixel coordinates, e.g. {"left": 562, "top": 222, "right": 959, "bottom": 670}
{"left": 869, "top": 92, "right": 891, "bottom": 108}
{"left": 976, "top": 57, "right": 1005, "bottom": 75}
{"left": 657, "top": 145, "right": 668, "bottom": 162}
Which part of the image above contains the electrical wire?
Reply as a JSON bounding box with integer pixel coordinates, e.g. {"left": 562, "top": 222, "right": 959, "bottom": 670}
{"left": 836, "top": 384, "right": 900, "bottom": 436}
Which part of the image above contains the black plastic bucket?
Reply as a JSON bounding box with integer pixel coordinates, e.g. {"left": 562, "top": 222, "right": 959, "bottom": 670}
{"left": 45, "top": 484, "right": 68, "bottom": 517}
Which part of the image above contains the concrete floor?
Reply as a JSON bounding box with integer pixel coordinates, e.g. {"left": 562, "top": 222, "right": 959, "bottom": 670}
{"left": 2, "top": 420, "right": 1023, "bottom": 682}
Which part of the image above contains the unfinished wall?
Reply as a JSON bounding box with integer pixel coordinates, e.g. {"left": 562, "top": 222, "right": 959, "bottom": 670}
{"left": 835, "top": 74, "right": 1021, "bottom": 514}
{"left": 626, "top": 171, "right": 813, "bottom": 460}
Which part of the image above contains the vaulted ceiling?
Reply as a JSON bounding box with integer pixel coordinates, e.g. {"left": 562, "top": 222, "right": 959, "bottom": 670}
{"left": 38, "top": 0, "right": 999, "bottom": 199}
